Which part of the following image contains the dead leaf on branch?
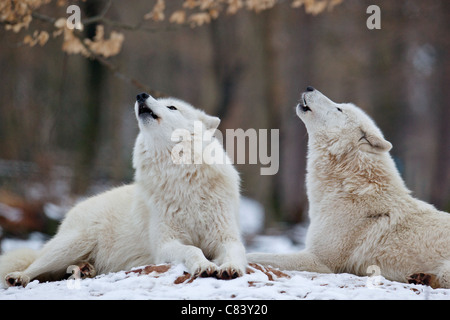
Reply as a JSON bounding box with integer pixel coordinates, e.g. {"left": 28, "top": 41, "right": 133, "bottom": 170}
{"left": 169, "top": 10, "right": 186, "bottom": 24}
{"left": 183, "top": 0, "right": 199, "bottom": 10}
{"left": 23, "top": 29, "right": 49, "bottom": 46}
{"left": 292, "top": 0, "right": 342, "bottom": 15}
{"left": 188, "top": 12, "right": 211, "bottom": 27}
{"left": 1, "top": 0, "right": 51, "bottom": 33}
{"left": 144, "top": 0, "right": 165, "bottom": 21}
{"left": 83, "top": 25, "right": 124, "bottom": 58}
{"left": 62, "top": 27, "right": 90, "bottom": 56}
{"left": 226, "top": 0, "right": 244, "bottom": 15}
{"left": 2, "top": 0, "right": 344, "bottom": 57}
{"left": 246, "top": 0, "right": 277, "bottom": 12}
{"left": 52, "top": 17, "right": 89, "bottom": 56}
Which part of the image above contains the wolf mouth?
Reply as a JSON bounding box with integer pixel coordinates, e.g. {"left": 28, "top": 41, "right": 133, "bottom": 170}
{"left": 300, "top": 93, "right": 311, "bottom": 112}
{"left": 138, "top": 103, "right": 159, "bottom": 120}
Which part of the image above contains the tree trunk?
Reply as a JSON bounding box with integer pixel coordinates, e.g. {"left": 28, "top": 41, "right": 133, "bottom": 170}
{"left": 71, "top": 1, "right": 106, "bottom": 194}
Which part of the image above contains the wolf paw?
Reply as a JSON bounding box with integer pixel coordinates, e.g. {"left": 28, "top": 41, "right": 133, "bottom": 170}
{"left": 5, "top": 272, "right": 30, "bottom": 288}
{"left": 218, "top": 263, "right": 244, "bottom": 280}
{"left": 193, "top": 262, "right": 219, "bottom": 278}
{"left": 407, "top": 273, "right": 440, "bottom": 289}
{"left": 76, "top": 261, "right": 96, "bottom": 279}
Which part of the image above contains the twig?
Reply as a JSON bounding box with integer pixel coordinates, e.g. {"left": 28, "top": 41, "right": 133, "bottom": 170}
{"left": 95, "top": 17, "right": 180, "bottom": 33}
{"left": 81, "top": 0, "right": 112, "bottom": 25}
{"left": 93, "top": 54, "right": 166, "bottom": 98}
{"left": 17, "top": 2, "right": 173, "bottom": 97}
{"left": 31, "top": 11, "right": 57, "bottom": 24}
{"left": 31, "top": 3, "right": 180, "bottom": 34}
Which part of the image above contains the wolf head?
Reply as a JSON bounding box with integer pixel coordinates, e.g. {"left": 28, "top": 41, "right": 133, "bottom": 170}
{"left": 135, "top": 93, "right": 220, "bottom": 144}
{"left": 133, "top": 93, "right": 223, "bottom": 171}
{"left": 296, "top": 87, "right": 392, "bottom": 156}
{"left": 132, "top": 93, "right": 240, "bottom": 218}
{"left": 295, "top": 87, "right": 408, "bottom": 198}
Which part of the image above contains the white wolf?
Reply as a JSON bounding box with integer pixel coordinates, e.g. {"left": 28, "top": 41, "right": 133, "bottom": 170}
{"left": 248, "top": 87, "right": 450, "bottom": 288}
{"left": 0, "top": 93, "right": 247, "bottom": 287}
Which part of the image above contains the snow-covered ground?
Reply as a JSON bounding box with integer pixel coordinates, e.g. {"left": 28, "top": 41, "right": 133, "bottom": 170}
{"left": 0, "top": 197, "right": 449, "bottom": 300}
{"left": 1, "top": 259, "right": 449, "bottom": 300}
{"left": 2, "top": 233, "right": 449, "bottom": 300}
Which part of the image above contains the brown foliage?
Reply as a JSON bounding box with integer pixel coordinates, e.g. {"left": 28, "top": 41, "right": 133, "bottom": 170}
{"left": 0, "top": 0, "right": 342, "bottom": 57}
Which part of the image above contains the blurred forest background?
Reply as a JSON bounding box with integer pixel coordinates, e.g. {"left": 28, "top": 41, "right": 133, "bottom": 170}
{"left": 0, "top": 0, "right": 449, "bottom": 241}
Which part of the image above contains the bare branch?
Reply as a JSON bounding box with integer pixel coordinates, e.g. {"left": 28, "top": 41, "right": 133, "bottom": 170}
{"left": 81, "top": 0, "right": 112, "bottom": 25}
{"left": 31, "top": 4, "right": 180, "bottom": 34}
{"left": 28, "top": 3, "right": 168, "bottom": 96}
{"left": 93, "top": 54, "right": 166, "bottom": 98}
{"left": 76, "top": 30, "right": 166, "bottom": 97}
{"left": 31, "top": 11, "right": 57, "bottom": 24}
{"left": 96, "top": 17, "right": 180, "bottom": 33}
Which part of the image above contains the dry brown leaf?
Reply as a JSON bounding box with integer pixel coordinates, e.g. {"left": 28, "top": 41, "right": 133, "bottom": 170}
{"left": 144, "top": 0, "right": 165, "bottom": 21}
{"left": 125, "top": 264, "right": 171, "bottom": 276}
{"left": 305, "top": 0, "right": 328, "bottom": 15}
{"left": 246, "top": 263, "right": 290, "bottom": 280}
{"left": 1, "top": 0, "right": 51, "bottom": 33}
{"left": 188, "top": 12, "right": 211, "bottom": 27}
{"left": 227, "top": 0, "right": 243, "bottom": 15}
{"left": 246, "top": 0, "right": 276, "bottom": 12}
{"left": 62, "top": 27, "right": 89, "bottom": 57}
{"left": 84, "top": 25, "right": 124, "bottom": 58}
{"left": 169, "top": 10, "right": 186, "bottom": 24}
{"left": 183, "top": 0, "right": 200, "bottom": 10}
{"left": 53, "top": 17, "right": 66, "bottom": 29}
{"left": 292, "top": 0, "right": 340, "bottom": 14}
{"left": 38, "top": 30, "right": 49, "bottom": 45}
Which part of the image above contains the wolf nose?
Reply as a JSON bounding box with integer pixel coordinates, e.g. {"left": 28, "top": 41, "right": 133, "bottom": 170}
{"left": 136, "top": 93, "right": 149, "bottom": 103}
{"left": 306, "top": 86, "right": 315, "bottom": 92}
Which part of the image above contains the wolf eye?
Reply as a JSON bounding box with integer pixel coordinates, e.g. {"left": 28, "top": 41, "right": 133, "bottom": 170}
{"left": 337, "top": 107, "right": 343, "bottom": 112}
{"left": 167, "top": 106, "right": 177, "bottom": 110}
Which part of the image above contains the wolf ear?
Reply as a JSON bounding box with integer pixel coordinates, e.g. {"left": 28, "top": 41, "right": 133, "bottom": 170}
{"left": 359, "top": 129, "right": 392, "bottom": 153}
{"left": 204, "top": 115, "right": 221, "bottom": 130}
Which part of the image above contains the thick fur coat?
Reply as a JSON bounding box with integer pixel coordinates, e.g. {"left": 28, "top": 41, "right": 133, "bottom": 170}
{"left": 248, "top": 88, "right": 450, "bottom": 288}
{"left": 0, "top": 94, "right": 247, "bottom": 287}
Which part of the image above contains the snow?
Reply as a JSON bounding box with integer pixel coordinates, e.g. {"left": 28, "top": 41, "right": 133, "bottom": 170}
{"left": 0, "top": 198, "right": 449, "bottom": 300}
{"left": 239, "top": 197, "right": 265, "bottom": 235}
{"left": 0, "top": 203, "right": 23, "bottom": 222}
{"left": 1, "top": 259, "right": 448, "bottom": 300}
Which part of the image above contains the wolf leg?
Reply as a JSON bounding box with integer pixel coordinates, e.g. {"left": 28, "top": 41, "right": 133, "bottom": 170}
{"left": 436, "top": 261, "right": 450, "bottom": 289}
{"left": 157, "top": 240, "right": 219, "bottom": 278}
{"left": 247, "top": 250, "right": 332, "bottom": 273}
{"left": 214, "top": 241, "right": 247, "bottom": 279}
{"left": 5, "top": 232, "right": 94, "bottom": 287}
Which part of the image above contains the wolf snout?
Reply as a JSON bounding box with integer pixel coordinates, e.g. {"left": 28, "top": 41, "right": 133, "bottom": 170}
{"left": 136, "top": 92, "right": 159, "bottom": 119}
{"left": 306, "top": 86, "right": 315, "bottom": 92}
{"left": 136, "top": 92, "right": 150, "bottom": 103}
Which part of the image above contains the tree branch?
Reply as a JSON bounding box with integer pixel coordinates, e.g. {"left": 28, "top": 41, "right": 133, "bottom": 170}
{"left": 28, "top": 3, "right": 171, "bottom": 97}
{"left": 31, "top": 2, "right": 180, "bottom": 34}
{"left": 31, "top": 11, "right": 57, "bottom": 24}
{"left": 81, "top": 0, "right": 112, "bottom": 25}
{"left": 92, "top": 54, "right": 166, "bottom": 98}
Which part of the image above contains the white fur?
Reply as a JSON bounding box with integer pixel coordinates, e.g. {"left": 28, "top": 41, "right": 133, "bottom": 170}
{"left": 248, "top": 89, "right": 450, "bottom": 288}
{"left": 0, "top": 95, "right": 246, "bottom": 287}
